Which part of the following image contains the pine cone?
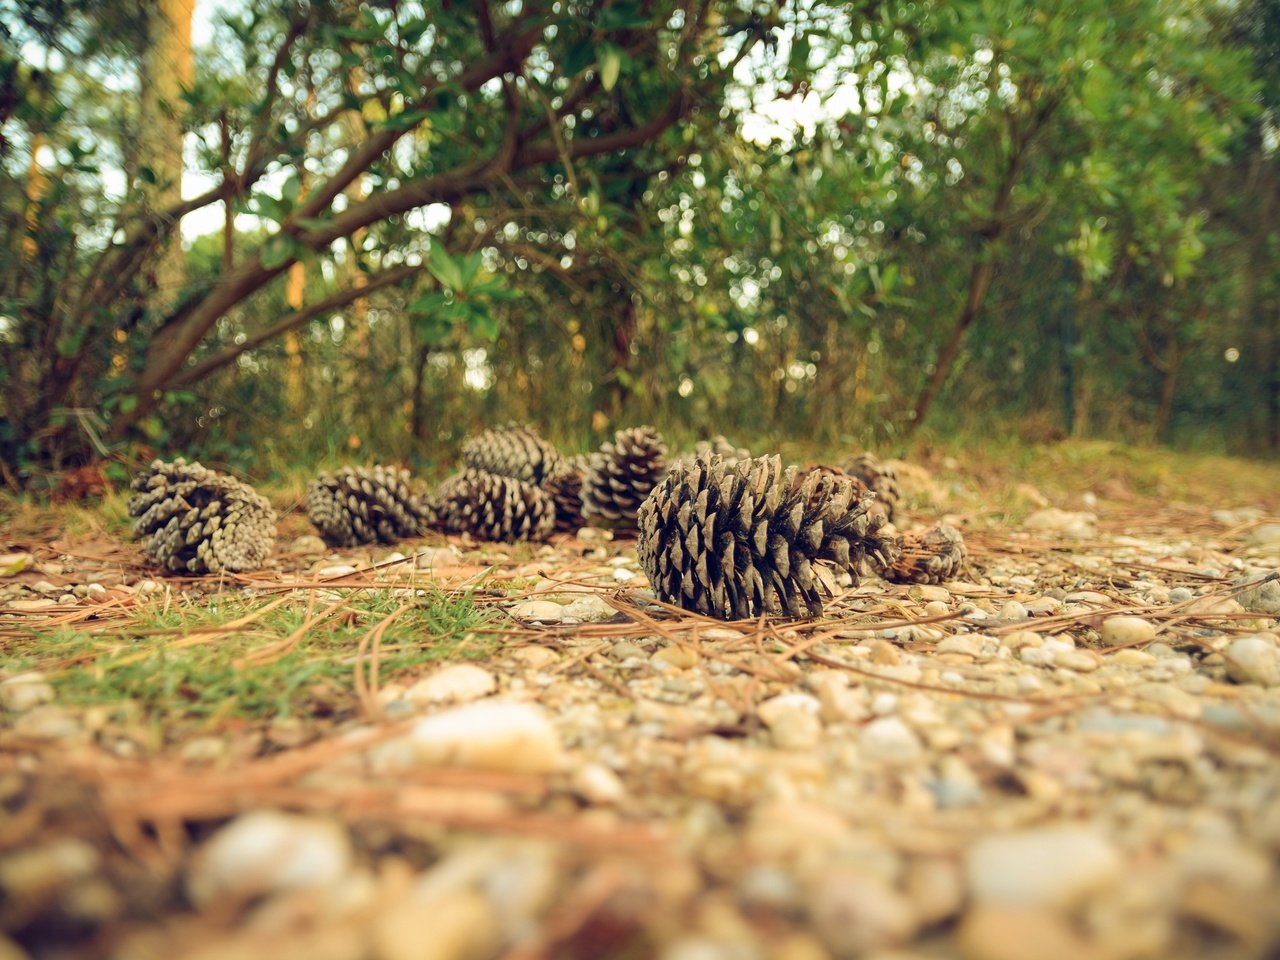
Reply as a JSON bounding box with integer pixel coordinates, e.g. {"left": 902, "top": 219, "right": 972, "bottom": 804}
{"left": 883, "top": 524, "right": 966, "bottom": 584}
{"left": 306, "top": 465, "right": 431, "bottom": 547}
{"left": 794, "top": 464, "right": 890, "bottom": 524}
{"left": 843, "top": 453, "right": 901, "bottom": 522}
{"left": 433, "top": 469, "right": 555, "bottom": 542}
{"left": 127, "top": 458, "right": 277, "bottom": 574}
{"left": 542, "top": 455, "right": 586, "bottom": 534}
{"left": 638, "top": 454, "right": 899, "bottom": 620}
{"left": 582, "top": 426, "right": 668, "bottom": 531}
{"left": 461, "top": 424, "right": 561, "bottom": 484}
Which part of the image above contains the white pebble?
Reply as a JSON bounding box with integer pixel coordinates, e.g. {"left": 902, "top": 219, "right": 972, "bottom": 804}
{"left": 318, "top": 563, "right": 358, "bottom": 577}
{"left": 186, "top": 811, "right": 351, "bottom": 907}
{"left": 1000, "top": 600, "right": 1029, "bottom": 620}
{"left": 405, "top": 664, "right": 497, "bottom": 706}
{"left": 1054, "top": 649, "right": 1101, "bottom": 672}
{"left": 571, "top": 763, "right": 627, "bottom": 804}
{"left": 1101, "top": 616, "right": 1157, "bottom": 647}
{"left": 937, "top": 636, "right": 982, "bottom": 658}
{"left": 859, "top": 717, "right": 923, "bottom": 764}
{"left": 758, "top": 693, "right": 821, "bottom": 726}
{"left": 1225, "top": 636, "right": 1280, "bottom": 687}
{"left": 966, "top": 826, "right": 1120, "bottom": 908}
{"left": 400, "top": 701, "right": 563, "bottom": 773}
{"left": 0, "top": 672, "right": 54, "bottom": 712}
{"left": 509, "top": 599, "right": 564, "bottom": 624}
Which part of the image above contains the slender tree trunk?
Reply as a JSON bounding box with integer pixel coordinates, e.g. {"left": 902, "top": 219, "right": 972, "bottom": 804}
{"left": 1155, "top": 340, "right": 1179, "bottom": 443}
{"left": 138, "top": 0, "right": 195, "bottom": 309}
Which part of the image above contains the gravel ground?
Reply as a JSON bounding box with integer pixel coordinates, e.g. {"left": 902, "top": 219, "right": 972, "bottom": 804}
{"left": 1, "top": 459, "right": 1279, "bottom": 960}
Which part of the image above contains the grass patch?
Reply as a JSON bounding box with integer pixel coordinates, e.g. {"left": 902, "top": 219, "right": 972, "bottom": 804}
{"left": 13, "top": 582, "right": 504, "bottom": 729}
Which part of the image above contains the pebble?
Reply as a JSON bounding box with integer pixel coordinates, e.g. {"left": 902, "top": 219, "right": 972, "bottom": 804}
{"left": 186, "top": 811, "right": 352, "bottom": 907}
{"left": 808, "top": 869, "right": 919, "bottom": 955}
{"left": 1023, "top": 508, "right": 1097, "bottom": 538}
{"left": 8, "top": 598, "right": 58, "bottom": 611}
{"left": 758, "top": 693, "right": 821, "bottom": 726}
{"left": 1233, "top": 574, "right": 1280, "bottom": 615}
{"left": 957, "top": 905, "right": 1099, "bottom": 960}
{"left": 510, "top": 647, "right": 558, "bottom": 670}
{"left": 1054, "top": 649, "right": 1100, "bottom": 672}
{"left": 1245, "top": 523, "right": 1280, "bottom": 547}
{"left": 1100, "top": 616, "right": 1157, "bottom": 646}
{"left": 651, "top": 645, "right": 699, "bottom": 670}
{"left": 396, "top": 701, "right": 563, "bottom": 774}
{"left": 608, "top": 641, "right": 648, "bottom": 662}
{"left": 936, "top": 636, "right": 981, "bottom": 658}
{"left": 965, "top": 826, "right": 1120, "bottom": 908}
{"left": 0, "top": 552, "right": 32, "bottom": 575}
{"left": 1001, "top": 630, "right": 1043, "bottom": 650}
{"left": 0, "top": 838, "right": 100, "bottom": 896}
{"left": 373, "top": 888, "right": 501, "bottom": 960}
{"left": 769, "top": 710, "right": 822, "bottom": 750}
{"left": 859, "top": 717, "right": 923, "bottom": 764}
{"left": 317, "top": 563, "right": 358, "bottom": 577}
{"left": 509, "top": 599, "right": 564, "bottom": 624}
{"left": 1111, "top": 648, "right": 1156, "bottom": 666}
{"left": 405, "top": 664, "right": 497, "bottom": 706}
{"left": 561, "top": 595, "right": 616, "bottom": 622}
{"left": 999, "top": 600, "right": 1029, "bottom": 620}
{"left": 290, "top": 535, "right": 327, "bottom": 555}
{"left": 1224, "top": 636, "right": 1280, "bottom": 687}
{"left": 571, "top": 763, "right": 627, "bottom": 804}
{"left": 0, "top": 672, "right": 54, "bottom": 712}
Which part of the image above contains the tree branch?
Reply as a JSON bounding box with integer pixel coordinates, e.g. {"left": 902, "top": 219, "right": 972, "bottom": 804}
{"left": 169, "top": 263, "right": 421, "bottom": 389}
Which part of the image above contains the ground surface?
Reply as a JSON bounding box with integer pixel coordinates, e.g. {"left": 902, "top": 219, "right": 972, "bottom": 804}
{"left": 2, "top": 442, "right": 1279, "bottom": 960}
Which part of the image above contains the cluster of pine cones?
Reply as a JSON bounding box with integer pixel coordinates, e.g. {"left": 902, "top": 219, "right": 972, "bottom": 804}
{"left": 127, "top": 429, "right": 967, "bottom": 620}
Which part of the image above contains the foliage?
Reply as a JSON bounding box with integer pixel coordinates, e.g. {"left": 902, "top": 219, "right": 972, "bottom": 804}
{"left": 0, "top": 0, "right": 1276, "bottom": 482}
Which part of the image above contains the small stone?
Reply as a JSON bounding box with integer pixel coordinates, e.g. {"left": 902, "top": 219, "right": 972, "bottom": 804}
{"left": 373, "top": 888, "right": 501, "bottom": 960}
{"left": 859, "top": 717, "right": 923, "bottom": 764}
{"left": 1023, "top": 508, "right": 1097, "bottom": 538}
{"left": 999, "top": 600, "right": 1029, "bottom": 620}
{"left": 317, "top": 563, "right": 358, "bottom": 577}
{"left": 1100, "top": 616, "right": 1157, "bottom": 646}
{"left": 399, "top": 701, "right": 563, "bottom": 773}
{"left": 608, "top": 641, "right": 648, "bottom": 662}
{"left": 809, "top": 870, "right": 918, "bottom": 955}
{"left": 1234, "top": 575, "right": 1280, "bottom": 616}
{"left": 509, "top": 599, "right": 564, "bottom": 624}
{"left": 405, "top": 664, "right": 497, "bottom": 706}
{"left": 1169, "top": 586, "right": 1194, "bottom": 603}
{"left": 31, "top": 580, "right": 59, "bottom": 594}
{"left": 769, "top": 710, "right": 822, "bottom": 750}
{"left": 561, "top": 594, "right": 616, "bottom": 622}
{"left": 178, "top": 736, "right": 228, "bottom": 764}
{"left": 571, "top": 763, "right": 627, "bottom": 805}
{"left": 867, "top": 639, "right": 901, "bottom": 665}
{"left": 1246, "top": 523, "right": 1280, "bottom": 547}
{"left": 510, "top": 647, "right": 558, "bottom": 670}
{"left": 0, "top": 672, "right": 54, "bottom": 712}
{"left": 651, "top": 645, "right": 698, "bottom": 670}
{"left": 8, "top": 598, "right": 57, "bottom": 611}
{"left": 903, "top": 856, "right": 965, "bottom": 926}
{"left": 1024, "top": 597, "right": 1062, "bottom": 615}
{"left": 13, "top": 705, "right": 82, "bottom": 740}
{"left": 186, "top": 811, "right": 352, "bottom": 907}
{"left": 966, "top": 826, "right": 1120, "bottom": 908}
{"left": 922, "top": 599, "right": 950, "bottom": 618}
{"left": 1054, "top": 649, "right": 1100, "bottom": 672}
{"left": 1111, "top": 648, "right": 1156, "bottom": 667}
{"left": 1224, "top": 636, "right": 1280, "bottom": 687}
{"left": 0, "top": 552, "right": 33, "bottom": 576}
{"left": 936, "top": 636, "right": 981, "bottom": 658}
{"left": 758, "top": 693, "right": 821, "bottom": 726}
{"left": 1002, "top": 630, "right": 1043, "bottom": 650}
{"left": 137, "top": 579, "right": 162, "bottom": 595}
{"left": 0, "top": 838, "right": 99, "bottom": 898}
{"left": 290, "top": 535, "right": 328, "bottom": 555}
{"left": 958, "top": 905, "right": 1101, "bottom": 960}
{"left": 912, "top": 584, "right": 951, "bottom": 603}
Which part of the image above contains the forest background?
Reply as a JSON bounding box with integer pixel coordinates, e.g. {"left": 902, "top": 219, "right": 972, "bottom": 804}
{"left": 1, "top": 0, "right": 1277, "bottom": 490}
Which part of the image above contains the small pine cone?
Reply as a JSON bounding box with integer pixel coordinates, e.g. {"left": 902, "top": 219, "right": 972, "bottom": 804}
{"left": 793, "top": 464, "right": 891, "bottom": 525}
{"left": 461, "top": 424, "right": 562, "bottom": 485}
{"left": 433, "top": 469, "right": 555, "bottom": 542}
{"left": 306, "top": 465, "right": 431, "bottom": 547}
{"left": 843, "top": 453, "right": 901, "bottom": 522}
{"left": 127, "top": 458, "right": 277, "bottom": 574}
{"left": 542, "top": 455, "right": 586, "bottom": 534}
{"left": 582, "top": 426, "right": 668, "bottom": 531}
{"left": 637, "top": 454, "right": 898, "bottom": 620}
{"left": 883, "top": 524, "right": 967, "bottom": 584}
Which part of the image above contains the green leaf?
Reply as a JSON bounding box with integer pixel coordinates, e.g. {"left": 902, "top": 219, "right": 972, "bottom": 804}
{"left": 596, "top": 42, "right": 624, "bottom": 92}
{"left": 426, "top": 244, "right": 464, "bottom": 290}
{"left": 260, "top": 233, "right": 297, "bottom": 270}
{"left": 469, "top": 308, "right": 501, "bottom": 341}
{"left": 281, "top": 173, "right": 302, "bottom": 207}
{"left": 562, "top": 41, "right": 595, "bottom": 79}
{"left": 119, "top": 395, "right": 138, "bottom": 414}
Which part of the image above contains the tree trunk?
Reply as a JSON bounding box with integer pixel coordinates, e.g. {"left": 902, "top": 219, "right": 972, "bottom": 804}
{"left": 1154, "top": 340, "right": 1179, "bottom": 443}
{"left": 138, "top": 0, "right": 195, "bottom": 309}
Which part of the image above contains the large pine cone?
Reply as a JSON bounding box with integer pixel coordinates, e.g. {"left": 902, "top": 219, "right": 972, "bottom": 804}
{"left": 306, "top": 465, "right": 431, "bottom": 547}
{"left": 582, "top": 426, "right": 668, "bottom": 531}
{"left": 883, "top": 524, "right": 967, "bottom": 584}
{"left": 843, "top": 453, "right": 901, "bottom": 522}
{"left": 461, "top": 424, "right": 561, "bottom": 485}
{"left": 638, "top": 455, "right": 899, "bottom": 620}
{"left": 542, "top": 455, "right": 586, "bottom": 534}
{"left": 433, "top": 469, "right": 555, "bottom": 542}
{"left": 128, "top": 459, "right": 277, "bottom": 574}
{"left": 793, "top": 464, "right": 890, "bottom": 525}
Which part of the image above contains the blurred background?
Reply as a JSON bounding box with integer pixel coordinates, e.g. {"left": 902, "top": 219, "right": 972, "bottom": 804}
{"left": 1, "top": 0, "right": 1276, "bottom": 486}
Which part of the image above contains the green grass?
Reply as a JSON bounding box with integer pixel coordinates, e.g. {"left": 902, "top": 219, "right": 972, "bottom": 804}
{"left": 10, "top": 582, "right": 505, "bottom": 730}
